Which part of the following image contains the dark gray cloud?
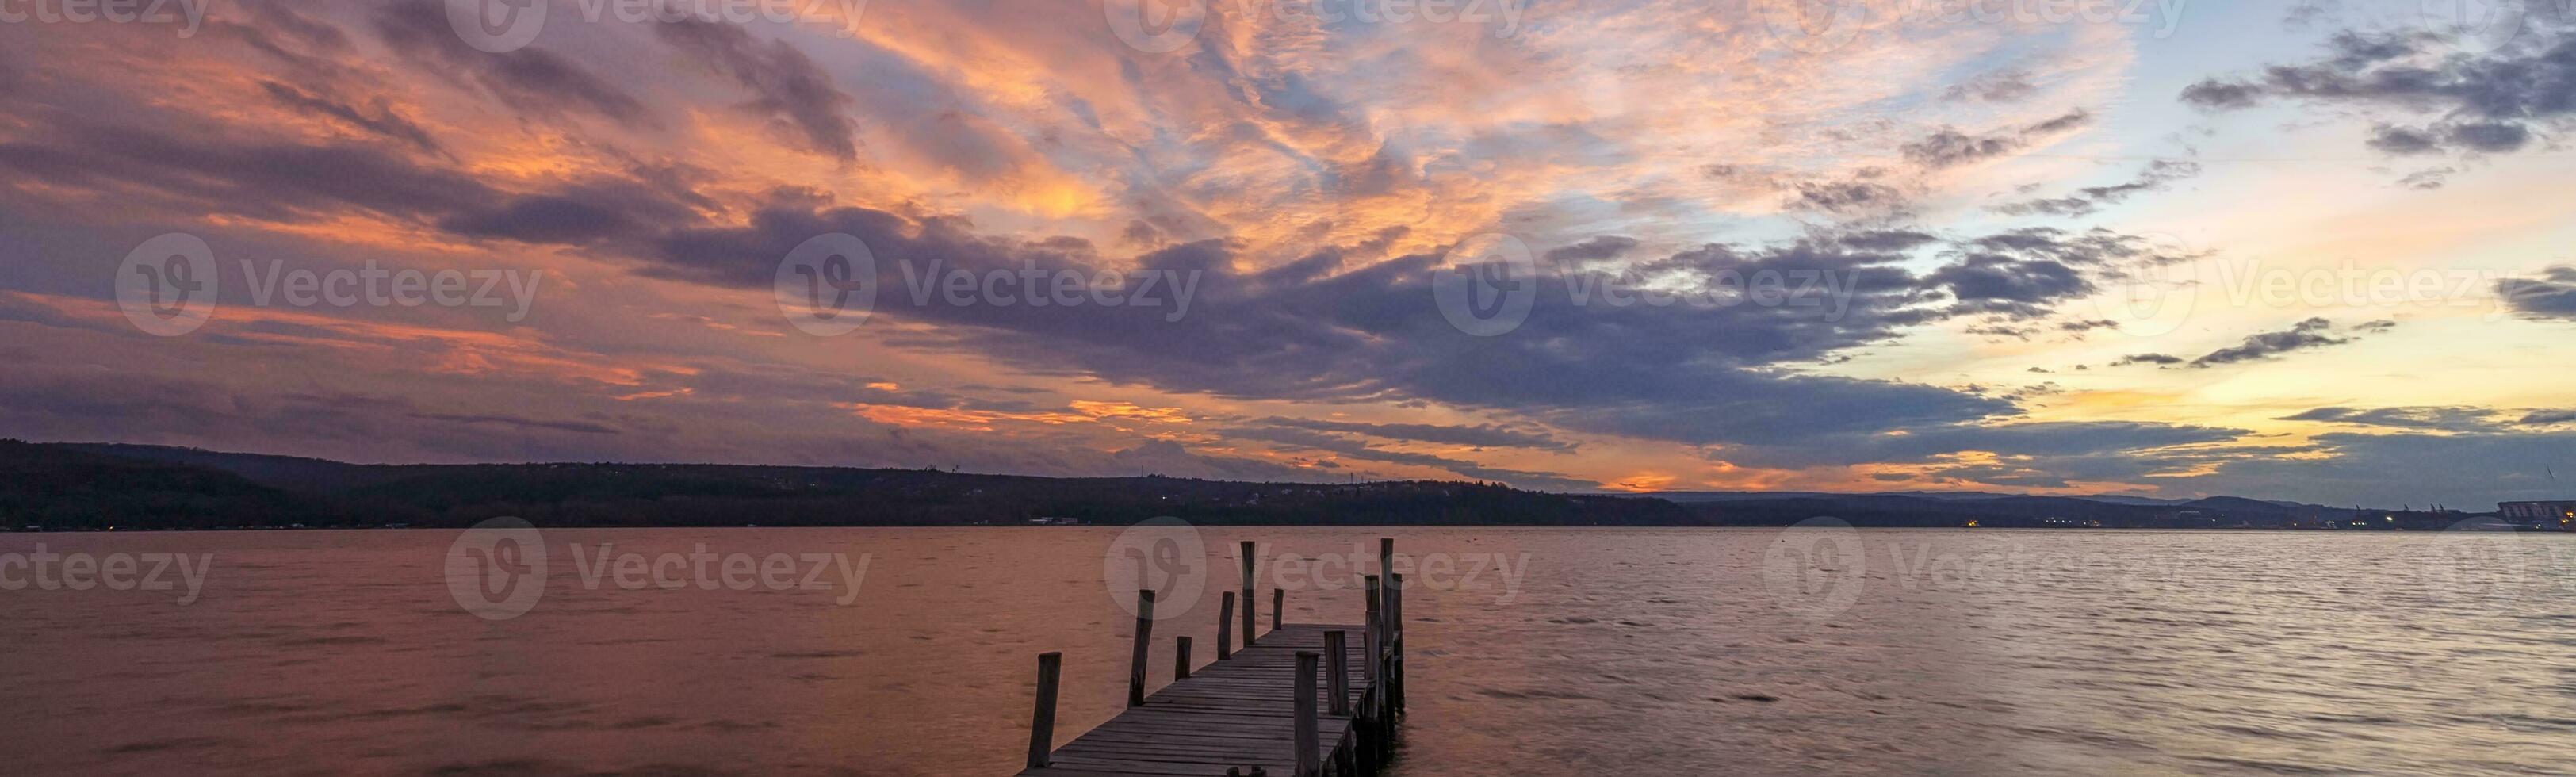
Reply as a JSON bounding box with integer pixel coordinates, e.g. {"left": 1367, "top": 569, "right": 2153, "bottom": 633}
{"left": 2189, "top": 317, "right": 2380, "bottom": 367}
{"left": 2279, "top": 406, "right": 2502, "bottom": 431}
{"left": 654, "top": 19, "right": 859, "bottom": 159}
{"left": 2191, "top": 430, "right": 2576, "bottom": 507}
{"left": 2112, "top": 353, "right": 2184, "bottom": 366}
{"left": 1544, "top": 236, "right": 1640, "bottom": 264}
{"left": 1253, "top": 417, "right": 1577, "bottom": 453}
{"left": 1927, "top": 255, "right": 2089, "bottom": 312}
{"left": 373, "top": 0, "right": 654, "bottom": 128}
{"left": 2521, "top": 409, "right": 2576, "bottom": 425}
{"left": 1992, "top": 159, "right": 2203, "bottom": 217}
{"left": 0, "top": 117, "right": 494, "bottom": 224}
{"left": 257, "top": 81, "right": 446, "bottom": 155}
{"left": 411, "top": 413, "right": 622, "bottom": 435}
{"left": 1220, "top": 426, "right": 1595, "bottom": 491}
{"left": 1944, "top": 67, "right": 2038, "bottom": 103}
{"left": 1790, "top": 178, "right": 1909, "bottom": 215}
{"left": 0, "top": 105, "right": 700, "bottom": 245}
{"left": 2397, "top": 166, "right": 2455, "bottom": 189}
{"left": 1836, "top": 229, "right": 1940, "bottom": 252}
{"left": 1901, "top": 109, "right": 2092, "bottom": 170}
{"left": 1710, "top": 420, "right": 2250, "bottom": 470}
{"left": 2497, "top": 266, "right": 2576, "bottom": 320}
{"left": 2366, "top": 124, "right": 2442, "bottom": 155}
{"left": 1923, "top": 228, "right": 2199, "bottom": 320}
{"left": 2180, "top": 18, "right": 2575, "bottom": 157}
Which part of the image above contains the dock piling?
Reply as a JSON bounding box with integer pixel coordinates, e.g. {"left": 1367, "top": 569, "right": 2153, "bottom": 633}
{"left": 1293, "top": 651, "right": 1320, "bottom": 777}
{"left": 1273, "top": 588, "right": 1284, "bottom": 631}
{"left": 1362, "top": 576, "right": 1381, "bottom": 683}
{"left": 1217, "top": 591, "right": 1236, "bottom": 660}
{"left": 1026, "top": 652, "right": 1060, "bottom": 770}
{"left": 1126, "top": 589, "right": 1155, "bottom": 708}
{"left": 1239, "top": 540, "right": 1257, "bottom": 644}
{"left": 1325, "top": 630, "right": 1350, "bottom": 717}
{"left": 1175, "top": 636, "right": 1192, "bottom": 680}
{"left": 1389, "top": 573, "right": 1405, "bottom": 715}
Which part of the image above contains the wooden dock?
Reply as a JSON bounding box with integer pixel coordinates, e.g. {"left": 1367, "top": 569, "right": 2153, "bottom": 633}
{"left": 1016, "top": 538, "right": 1409, "bottom": 777}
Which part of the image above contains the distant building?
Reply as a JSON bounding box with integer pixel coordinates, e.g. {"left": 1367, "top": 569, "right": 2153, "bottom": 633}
{"left": 2498, "top": 500, "right": 2576, "bottom": 528}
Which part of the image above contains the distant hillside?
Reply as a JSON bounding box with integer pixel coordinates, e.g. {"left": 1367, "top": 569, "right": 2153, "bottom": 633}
{"left": 0, "top": 442, "right": 2509, "bottom": 532}
{"left": 2, "top": 442, "right": 1694, "bottom": 530}
{"left": 0, "top": 442, "right": 334, "bottom": 530}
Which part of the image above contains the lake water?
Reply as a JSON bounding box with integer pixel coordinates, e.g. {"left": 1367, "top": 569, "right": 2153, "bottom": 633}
{"left": 3, "top": 527, "right": 2572, "bottom": 775}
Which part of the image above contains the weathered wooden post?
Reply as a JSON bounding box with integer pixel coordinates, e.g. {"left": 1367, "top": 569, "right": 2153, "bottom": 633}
{"left": 1272, "top": 587, "right": 1284, "bottom": 631}
{"left": 1027, "top": 652, "right": 1061, "bottom": 770}
{"left": 1293, "top": 651, "right": 1321, "bottom": 777}
{"left": 1127, "top": 589, "right": 1156, "bottom": 708}
{"left": 1378, "top": 537, "right": 1398, "bottom": 714}
{"left": 1239, "top": 540, "right": 1257, "bottom": 645}
{"left": 1389, "top": 572, "right": 1405, "bottom": 714}
{"left": 1378, "top": 538, "right": 1395, "bottom": 594}
{"left": 1176, "top": 636, "right": 1193, "bottom": 680}
{"left": 1325, "top": 630, "right": 1350, "bottom": 717}
{"left": 1362, "top": 574, "right": 1387, "bottom": 762}
{"left": 1362, "top": 576, "right": 1382, "bottom": 683}
{"left": 1217, "top": 591, "right": 1236, "bottom": 660}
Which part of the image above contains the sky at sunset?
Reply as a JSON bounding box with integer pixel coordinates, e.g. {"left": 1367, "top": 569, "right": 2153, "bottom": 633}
{"left": 2, "top": 0, "right": 2572, "bottom": 507}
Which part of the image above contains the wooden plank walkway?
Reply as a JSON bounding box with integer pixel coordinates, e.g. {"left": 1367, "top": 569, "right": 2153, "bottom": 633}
{"left": 1014, "top": 538, "right": 1410, "bottom": 777}
{"left": 1019, "top": 624, "right": 1371, "bottom": 777}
